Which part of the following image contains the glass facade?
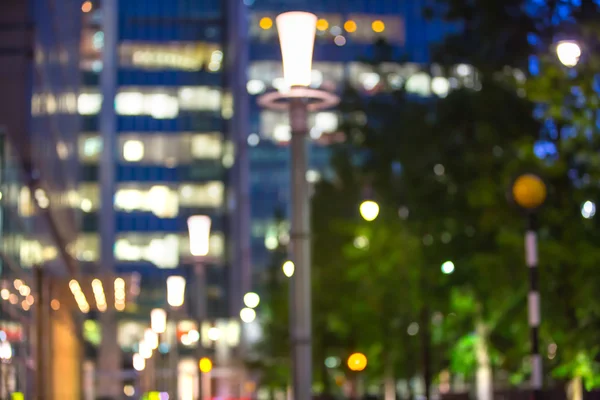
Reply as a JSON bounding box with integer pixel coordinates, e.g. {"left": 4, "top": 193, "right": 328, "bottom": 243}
{"left": 80, "top": 0, "right": 240, "bottom": 319}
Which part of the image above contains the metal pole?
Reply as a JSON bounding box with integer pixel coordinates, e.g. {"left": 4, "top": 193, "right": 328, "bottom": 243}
{"left": 196, "top": 263, "right": 206, "bottom": 400}
{"left": 525, "top": 214, "right": 541, "bottom": 399}
{"left": 289, "top": 97, "right": 311, "bottom": 400}
{"left": 34, "top": 265, "right": 44, "bottom": 400}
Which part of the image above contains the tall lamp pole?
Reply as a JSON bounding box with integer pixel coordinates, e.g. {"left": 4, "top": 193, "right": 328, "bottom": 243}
{"left": 258, "top": 11, "right": 339, "bottom": 399}
{"left": 510, "top": 173, "right": 547, "bottom": 400}
{"left": 188, "top": 215, "right": 212, "bottom": 400}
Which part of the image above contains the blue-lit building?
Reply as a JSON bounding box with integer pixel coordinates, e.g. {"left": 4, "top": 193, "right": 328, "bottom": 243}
{"left": 244, "top": 0, "right": 464, "bottom": 273}
{"left": 77, "top": 0, "right": 250, "bottom": 396}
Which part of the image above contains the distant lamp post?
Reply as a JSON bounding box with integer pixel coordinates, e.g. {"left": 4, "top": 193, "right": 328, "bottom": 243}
{"left": 510, "top": 173, "right": 547, "bottom": 400}
{"left": 187, "top": 215, "right": 211, "bottom": 257}
{"left": 257, "top": 11, "right": 340, "bottom": 400}
{"left": 133, "top": 353, "right": 145, "bottom": 371}
{"left": 243, "top": 292, "right": 260, "bottom": 309}
{"left": 151, "top": 308, "right": 167, "bottom": 334}
{"left": 556, "top": 40, "right": 581, "bottom": 67}
{"left": 166, "top": 276, "right": 186, "bottom": 308}
{"left": 240, "top": 307, "right": 257, "bottom": 323}
{"left": 347, "top": 352, "right": 367, "bottom": 372}
{"left": 359, "top": 200, "right": 380, "bottom": 222}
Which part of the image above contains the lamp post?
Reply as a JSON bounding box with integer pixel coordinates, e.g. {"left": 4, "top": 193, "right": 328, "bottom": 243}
{"left": 510, "top": 173, "right": 547, "bottom": 400}
{"left": 166, "top": 275, "right": 186, "bottom": 398}
{"left": 258, "top": 12, "right": 339, "bottom": 399}
{"left": 187, "top": 215, "right": 211, "bottom": 400}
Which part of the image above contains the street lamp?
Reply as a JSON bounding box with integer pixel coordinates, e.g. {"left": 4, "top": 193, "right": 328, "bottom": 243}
{"left": 347, "top": 353, "right": 367, "bottom": 372}
{"left": 510, "top": 173, "right": 547, "bottom": 400}
{"left": 258, "top": 12, "right": 339, "bottom": 400}
{"left": 166, "top": 276, "right": 186, "bottom": 308}
{"left": 151, "top": 308, "right": 167, "bottom": 334}
{"left": 187, "top": 215, "right": 212, "bottom": 400}
{"left": 359, "top": 200, "right": 379, "bottom": 222}
{"left": 243, "top": 292, "right": 260, "bottom": 308}
{"left": 556, "top": 40, "right": 581, "bottom": 67}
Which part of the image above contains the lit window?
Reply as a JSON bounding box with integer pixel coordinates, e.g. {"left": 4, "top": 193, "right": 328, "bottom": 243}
{"left": 93, "top": 32, "right": 104, "bottom": 50}
{"left": 120, "top": 42, "right": 221, "bottom": 71}
{"left": 259, "top": 17, "right": 273, "bottom": 30}
{"left": 115, "top": 92, "right": 144, "bottom": 115}
{"left": 191, "top": 134, "right": 222, "bottom": 159}
{"left": 114, "top": 232, "right": 224, "bottom": 267}
{"left": 77, "top": 93, "right": 102, "bottom": 115}
{"left": 344, "top": 20, "right": 357, "bottom": 33}
{"left": 78, "top": 183, "right": 100, "bottom": 212}
{"left": 372, "top": 20, "right": 385, "bottom": 33}
{"left": 316, "top": 19, "right": 329, "bottom": 31}
{"left": 145, "top": 93, "right": 179, "bottom": 119}
{"left": 247, "top": 80, "right": 266, "bottom": 95}
{"left": 178, "top": 87, "right": 221, "bottom": 111}
{"left": 273, "top": 125, "right": 291, "bottom": 142}
{"left": 179, "top": 181, "right": 224, "bottom": 208}
{"left": 68, "top": 234, "right": 100, "bottom": 262}
{"left": 123, "top": 140, "right": 144, "bottom": 162}
{"left": 146, "top": 185, "right": 178, "bottom": 218}
{"left": 79, "top": 135, "right": 102, "bottom": 163}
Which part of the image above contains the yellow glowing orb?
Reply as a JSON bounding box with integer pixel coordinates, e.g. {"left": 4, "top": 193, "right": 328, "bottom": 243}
{"left": 344, "top": 20, "right": 357, "bottom": 33}
{"left": 512, "top": 174, "right": 547, "bottom": 209}
{"left": 199, "top": 357, "right": 213, "bottom": 373}
{"left": 347, "top": 352, "right": 367, "bottom": 371}
{"left": 316, "top": 19, "right": 329, "bottom": 31}
{"left": 259, "top": 17, "right": 273, "bottom": 30}
{"left": 372, "top": 20, "right": 385, "bottom": 33}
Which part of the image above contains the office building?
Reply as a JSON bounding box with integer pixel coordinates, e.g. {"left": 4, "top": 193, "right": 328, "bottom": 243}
{"left": 0, "top": 0, "right": 84, "bottom": 398}
{"left": 76, "top": 0, "right": 250, "bottom": 396}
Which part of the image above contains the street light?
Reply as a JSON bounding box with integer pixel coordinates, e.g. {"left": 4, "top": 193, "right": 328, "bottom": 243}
{"left": 441, "top": 261, "right": 455, "bottom": 274}
{"left": 187, "top": 215, "right": 211, "bottom": 400}
{"left": 258, "top": 11, "right": 340, "bottom": 400}
{"left": 359, "top": 200, "right": 380, "bottom": 222}
{"left": 243, "top": 292, "right": 260, "bottom": 308}
{"left": 187, "top": 215, "right": 211, "bottom": 257}
{"left": 510, "top": 173, "right": 547, "bottom": 400}
{"left": 347, "top": 352, "right": 367, "bottom": 372}
{"left": 259, "top": 7, "right": 337, "bottom": 392}
{"left": 151, "top": 308, "right": 167, "bottom": 334}
{"left": 282, "top": 260, "right": 295, "bottom": 278}
{"left": 240, "top": 307, "right": 256, "bottom": 323}
{"left": 556, "top": 40, "right": 581, "bottom": 67}
{"left": 166, "top": 276, "right": 186, "bottom": 308}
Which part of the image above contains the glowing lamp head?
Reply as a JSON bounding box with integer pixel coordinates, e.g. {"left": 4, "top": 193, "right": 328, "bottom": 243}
{"left": 133, "top": 353, "right": 145, "bottom": 371}
{"left": 199, "top": 357, "right": 213, "bottom": 373}
{"left": 151, "top": 308, "right": 167, "bottom": 333}
{"left": 556, "top": 40, "right": 581, "bottom": 67}
{"left": 243, "top": 292, "right": 260, "bottom": 308}
{"left": 276, "top": 11, "right": 318, "bottom": 87}
{"left": 187, "top": 215, "right": 211, "bottom": 256}
{"left": 240, "top": 307, "right": 257, "bottom": 323}
{"left": 347, "top": 352, "right": 367, "bottom": 372}
{"left": 512, "top": 174, "right": 547, "bottom": 210}
{"left": 166, "top": 276, "right": 186, "bottom": 307}
{"left": 282, "top": 260, "right": 295, "bottom": 277}
{"left": 359, "top": 200, "right": 380, "bottom": 221}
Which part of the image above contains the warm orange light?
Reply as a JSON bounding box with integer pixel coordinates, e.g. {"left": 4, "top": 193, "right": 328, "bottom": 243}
{"left": 347, "top": 352, "right": 367, "bottom": 371}
{"left": 344, "top": 20, "right": 357, "bottom": 33}
{"left": 51, "top": 299, "right": 60, "bottom": 310}
{"left": 372, "top": 20, "right": 385, "bottom": 33}
{"left": 81, "top": 1, "right": 92, "bottom": 13}
{"left": 512, "top": 174, "right": 547, "bottom": 209}
{"left": 316, "top": 19, "right": 329, "bottom": 31}
{"left": 259, "top": 17, "right": 273, "bottom": 30}
{"left": 199, "top": 357, "right": 213, "bottom": 373}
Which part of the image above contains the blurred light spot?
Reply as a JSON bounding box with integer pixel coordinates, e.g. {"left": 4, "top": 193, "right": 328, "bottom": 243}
{"left": 353, "top": 236, "right": 369, "bottom": 249}
{"left": 334, "top": 36, "right": 346, "bottom": 46}
{"left": 582, "top": 200, "right": 596, "bottom": 219}
{"left": 434, "top": 164, "right": 445, "bottom": 176}
{"left": 407, "top": 322, "right": 419, "bottom": 336}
